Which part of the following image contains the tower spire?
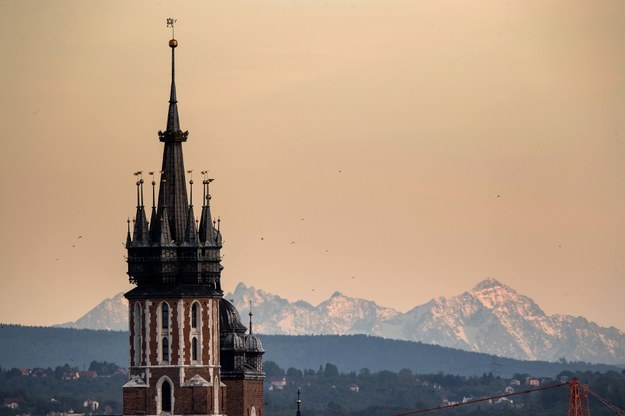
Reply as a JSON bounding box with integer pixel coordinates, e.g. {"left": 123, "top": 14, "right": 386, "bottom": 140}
{"left": 132, "top": 172, "right": 149, "bottom": 245}
{"left": 165, "top": 18, "right": 180, "bottom": 134}
{"left": 155, "top": 18, "right": 189, "bottom": 242}
{"left": 199, "top": 173, "right": 218, "bottom": 245}
{"left": 123, "top": 27, "right": 264, "bottom": 416}
{"left": 248, "top": 301, "right": 253, "bottom": 335}
{"left": 296, "top": 389, "right": 302, "bottom": 416}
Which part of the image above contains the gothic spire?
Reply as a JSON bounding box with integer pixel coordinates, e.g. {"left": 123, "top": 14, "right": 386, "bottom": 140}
{"left": 148, "top": 173, "right": 159, "bottom": 242}
{"left": 248, "top": 301, "right": 253, "bottom": 335}
{"left": 132, "top": 176, "right": 149, "bottom": 245}
{"left": 296, "top": 389, "right": 302, "bottom": 416}
{"left": 155, "top": 20, "right": 189, "bottom": 242}
{"left": 126, "top": 218, "right": 132, "bottom": 247}
{"left": 126, "top": 20, "right": 224, "bottom": 292}
{"left": 184, "top": 178, "right": 199, "bottom": 244}
{"left": 199, "top": 175, "right": 218, "bottom": 245}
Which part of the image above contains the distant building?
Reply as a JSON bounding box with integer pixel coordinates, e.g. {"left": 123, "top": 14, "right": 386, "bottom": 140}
{"left": 526, "top": 377, "right": 540, "bottom": 386}
{"left": 47, "top": 412, "right": 84, "bottom": 416}
{"left": 122, "top": 21, "right": 264, "bottom": 416}
{"left": 3, "top": 397, "right": 23, "bottom": 409}
{"left": 83, "top": 399, "right": 99, "bottom": 411}
{"left": 269, "top": 377, "right": 288, "bottom": 390}
{"left": 62, "top": 370, "right": 80, "bottom": 381}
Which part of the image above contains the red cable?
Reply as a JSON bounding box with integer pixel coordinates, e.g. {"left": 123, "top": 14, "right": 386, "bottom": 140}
{"left": 392, "top": 382, "right": 569, "bottom": 416}
{"left": 587, "top": 388, "right": 625, "bottom": 415}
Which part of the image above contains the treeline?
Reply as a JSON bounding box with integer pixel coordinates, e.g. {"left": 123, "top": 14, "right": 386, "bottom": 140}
{"left": 1, "top": 360, "right": 624, "bottom": 416}
{"left": 1, "top": 325, "right": 622, "bottom": 378}
{"left": 264, "top": 361, "right": 625, "bottom": 416}
{"left": 0, "top": 325, "right": 127, "bottom": 369}
{"left": 0, "top": 361, "right": 124, "bottom": 416}
{"left": 261, "top": 335, "right": 623, "bottom": 377}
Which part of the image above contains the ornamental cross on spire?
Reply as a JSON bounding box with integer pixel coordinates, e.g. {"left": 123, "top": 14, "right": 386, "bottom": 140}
{"left": 166, "top": 18, "right": 177, "bottom": 37}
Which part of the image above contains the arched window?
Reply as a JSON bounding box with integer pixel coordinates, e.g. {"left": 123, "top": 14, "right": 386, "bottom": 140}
{"left": 191, "top": 302, "right": 198, "bottom": 329}
{"left": 161, "top": 379, "right": 172, "bottom": 413}
{"left": 162, "top": 337, "right": 169, "bottom": 362}
{"left": 161, "top": 303, "right": 169, "bottom": 331}
{"left": 192, "top": 337, "right": 198, "bottom": 361}
{"left": 133, "top": 302, "right": 142, "bottom": 366}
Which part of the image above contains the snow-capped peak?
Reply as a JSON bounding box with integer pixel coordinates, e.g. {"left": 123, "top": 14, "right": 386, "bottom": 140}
{"left": 56, "top": 278, "right": 625, "bottom": 364}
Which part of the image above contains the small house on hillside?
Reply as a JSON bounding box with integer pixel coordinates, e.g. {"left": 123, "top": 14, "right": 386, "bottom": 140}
{"left": 269, "top": 376, "right": 287, "bottom": 390}
{"left": 3, "top": 397, "right": 23, "bottom": 409}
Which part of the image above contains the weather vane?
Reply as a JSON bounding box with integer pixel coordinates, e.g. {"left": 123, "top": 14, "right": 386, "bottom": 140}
{"left": 166, "top": 18, "right": 177, "bottom": 38}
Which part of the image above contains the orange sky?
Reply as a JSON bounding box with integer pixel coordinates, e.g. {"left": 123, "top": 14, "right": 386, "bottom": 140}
{"left": 1, "top": 0, "right": 625, "bottom": 331}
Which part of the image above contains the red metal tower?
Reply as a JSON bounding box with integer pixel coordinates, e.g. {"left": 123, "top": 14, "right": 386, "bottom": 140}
{"left": 568, "top": 378, "right": 590, "bottom": 416}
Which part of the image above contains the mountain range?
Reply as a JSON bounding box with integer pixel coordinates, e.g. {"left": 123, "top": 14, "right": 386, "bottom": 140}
{"left": 56, "top": 277, "right": 625, "bottom": 364}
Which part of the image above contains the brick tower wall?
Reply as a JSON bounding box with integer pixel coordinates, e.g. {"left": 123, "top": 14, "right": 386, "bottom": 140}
{"left": 223, "top": 379, "right": 264, "bottom": 416}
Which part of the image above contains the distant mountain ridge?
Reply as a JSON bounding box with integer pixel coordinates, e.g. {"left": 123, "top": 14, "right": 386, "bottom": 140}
{"left": 55, "top": 293, "right": 128, "bottom": 331}
{"left": 56, "top": 278, "right": 625, "bottom": 364}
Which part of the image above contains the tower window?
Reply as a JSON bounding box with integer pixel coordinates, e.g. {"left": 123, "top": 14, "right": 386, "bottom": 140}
{"left": 161, "top": 379, "right": 172, "bottom": 412}
{"left": 133, "top": 302, "right": 142, "bottom": 366}
{"left": 192, "top": 336, "right": 198, "bottom": 361}
{"left": 162, "top": 303, "right": 169, "bottom": 330}
{"left": 191, "top": 302, "right": 198, "bottom": 329}
{"left": 162, "top": 337, "right": 169, "bottom": 362}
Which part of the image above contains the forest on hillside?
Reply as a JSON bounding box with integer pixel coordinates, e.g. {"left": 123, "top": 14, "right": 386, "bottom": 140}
{"left": 262, "top": 362, "right": 625, "bottom": 416}
{"left": 1, "top": 361, "right": 624, "bottom": 416}
{"left": 1, "top": 325, "right": 622, "bottom": 378}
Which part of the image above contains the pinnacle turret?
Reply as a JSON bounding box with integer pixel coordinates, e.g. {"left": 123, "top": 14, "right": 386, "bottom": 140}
{"left": 132, "top": 178, "right": 149, "bottom": 245}
{"left": 199, "top": 177, "right": 220, "bottom": 246}
{"left": 184, "top": 179, "right": 199, "bottom": 244}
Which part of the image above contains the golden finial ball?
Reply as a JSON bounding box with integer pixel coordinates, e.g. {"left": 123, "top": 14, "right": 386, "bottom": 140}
{"left": 169, "top": 39, "right": 178, "bottom": 48}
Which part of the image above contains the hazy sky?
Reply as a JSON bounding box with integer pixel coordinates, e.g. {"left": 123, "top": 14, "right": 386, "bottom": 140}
{"left": 1, "top": 0, "right": 624, "bottom": 331}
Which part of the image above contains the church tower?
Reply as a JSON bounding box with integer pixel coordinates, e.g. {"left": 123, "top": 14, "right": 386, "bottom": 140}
{"left": 123, "top": 20, "right": 264, "bottom": 416}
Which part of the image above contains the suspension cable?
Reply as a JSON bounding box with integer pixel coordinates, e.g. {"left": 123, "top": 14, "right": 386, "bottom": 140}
{"left": 587, "top": 388, "right": 625, "bottom": 416}
{"left": 392, "top": 382, "right": 569, "bottom": 416}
